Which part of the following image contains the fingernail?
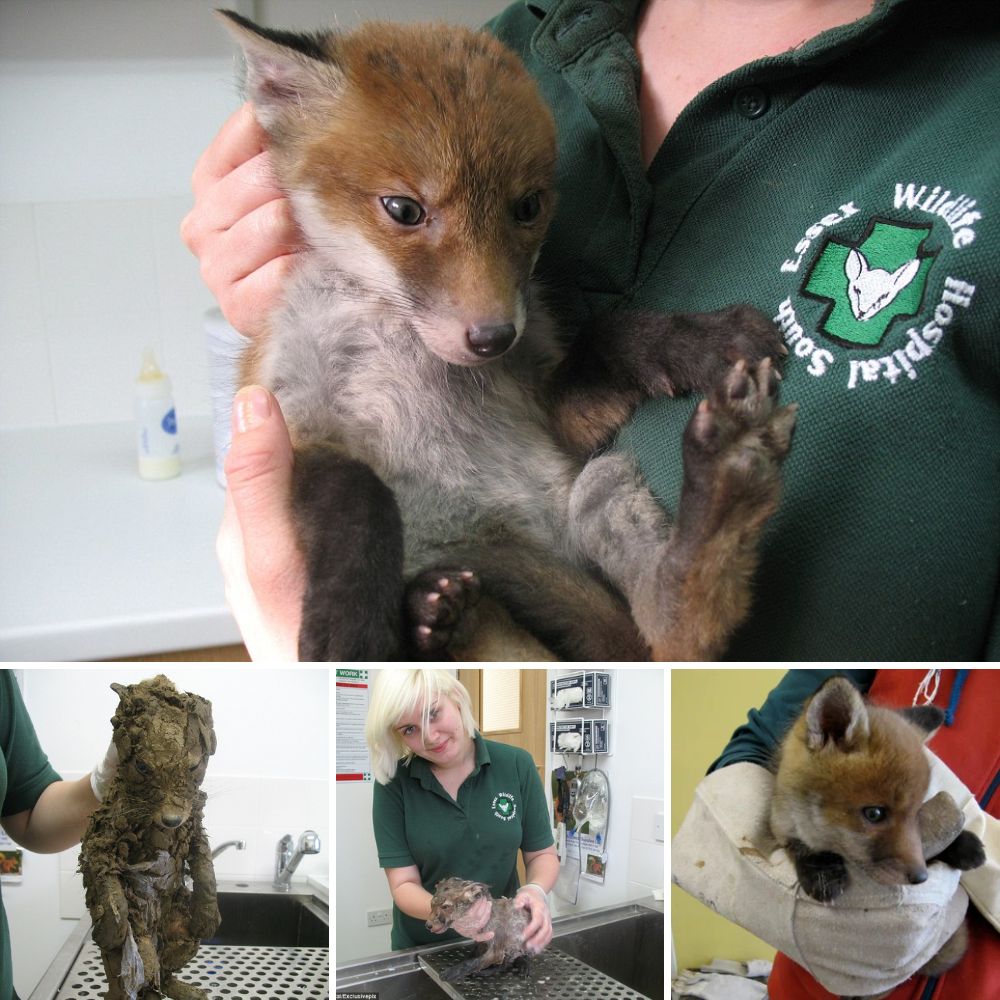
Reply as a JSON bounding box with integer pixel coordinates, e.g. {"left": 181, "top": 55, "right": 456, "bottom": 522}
{"left": 233, "top": 386, "right": 271, "bottom": 434}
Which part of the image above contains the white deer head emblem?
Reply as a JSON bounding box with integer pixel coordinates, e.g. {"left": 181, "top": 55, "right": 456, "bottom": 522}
{"left": 845, "top": 248, "right": 920, "bottom": 322}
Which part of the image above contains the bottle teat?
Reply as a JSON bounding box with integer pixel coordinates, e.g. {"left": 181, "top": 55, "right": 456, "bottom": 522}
{"left": 138, "top": 347, "right": 164, "bottom": 382}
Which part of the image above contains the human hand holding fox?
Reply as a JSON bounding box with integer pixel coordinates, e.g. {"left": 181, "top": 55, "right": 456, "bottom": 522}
{"left": 181, "top": 102, "right": 299, "bottom": 337}
{"left": 216, "top": 384, "right": 304, "bottom": 659}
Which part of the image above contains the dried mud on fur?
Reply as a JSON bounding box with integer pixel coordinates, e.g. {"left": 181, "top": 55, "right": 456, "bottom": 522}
{"left": 79, "top": 674, "right": 219, "bottom": 1000}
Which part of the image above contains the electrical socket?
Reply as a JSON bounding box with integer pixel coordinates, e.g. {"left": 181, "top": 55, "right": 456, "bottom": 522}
{"left": 366, "top": 908, "right": 392, "bottom": 928}
{"left": 654, "top": 812, "right": 665, "bottom": 843}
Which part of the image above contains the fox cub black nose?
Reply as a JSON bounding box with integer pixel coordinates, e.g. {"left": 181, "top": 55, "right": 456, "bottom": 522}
{"left": 908, "top": 868, "right": 928, "bottom": 885}
{"left": 467, "top": 323, "right": 516, "bottom": 358}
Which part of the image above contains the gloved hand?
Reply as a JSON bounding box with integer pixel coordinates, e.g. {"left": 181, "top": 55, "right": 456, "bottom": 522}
{"left": 448, "top": 896, "right": 495, "bottom": 942}
{"left": 925, "top": 748, "right": 998, "bottom": 933}
{"left": 515, "top": 884, "right": 553, "bottom": 953}
{"left": 673, "top": 761, "right": 969, "bottom": 998}
{"left": 89, "top": 740, "right": 119, "bottom": 801}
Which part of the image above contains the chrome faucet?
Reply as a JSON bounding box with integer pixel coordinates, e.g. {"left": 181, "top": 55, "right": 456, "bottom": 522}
{"left": 274, "top": 830, "right": 321, "bottom": 891}
{"left": 211, "top": 839, "right": 246, "bottom": 860}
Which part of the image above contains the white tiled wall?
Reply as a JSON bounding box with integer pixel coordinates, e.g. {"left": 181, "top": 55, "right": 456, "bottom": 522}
{"left": 0, "top": 0, "right": 507, "bottom": 432}
{"left": 0, "top": 197, "right": 217, "bottom": 429}
{"left": 627, "top": 795, "right": 666, "bottom": 898}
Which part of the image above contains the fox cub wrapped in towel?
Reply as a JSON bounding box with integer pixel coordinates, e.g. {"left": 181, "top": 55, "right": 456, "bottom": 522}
{"left": 771, "top": 677, "right": 986, "bottom": 998}
{"left": 218, "top": 11, "right": 797, "bottom": 661}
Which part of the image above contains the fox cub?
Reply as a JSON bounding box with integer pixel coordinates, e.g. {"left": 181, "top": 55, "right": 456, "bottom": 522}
{"left": 426, "top": 878, "right": 530, "bottom": 981}
{"left": 218, "top": 12, "right": 797, "bottom": 661}
{"left": 771, "top": 677, "right": 986, "bottom": 990}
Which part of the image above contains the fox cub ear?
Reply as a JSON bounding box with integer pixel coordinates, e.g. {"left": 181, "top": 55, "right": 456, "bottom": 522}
{"left": 804, "top": 676, "right": 869, "bottom": 752}
{"left": 899, "top": 703, "right": 945, "bottom": 740}
{"left": 215, "top": 10, "right": 343, "bottom": 129}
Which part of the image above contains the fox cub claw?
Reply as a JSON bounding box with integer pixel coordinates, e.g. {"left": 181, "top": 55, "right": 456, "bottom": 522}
{"left": 405, "top": 568, "right": 481, "bottom": 658}
{"left": 681, "top": 358, "right": 798, "bottom": 537}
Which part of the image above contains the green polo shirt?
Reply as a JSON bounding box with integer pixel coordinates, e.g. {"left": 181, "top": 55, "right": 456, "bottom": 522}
{"left": 1, "top": 671, "right": 61, "bottom": 1000}
{"left": 373, "top": 734, "right": 553, "bottom": 950}
{"left": 489, "top": 0, "right": 1000, "bottom": 660}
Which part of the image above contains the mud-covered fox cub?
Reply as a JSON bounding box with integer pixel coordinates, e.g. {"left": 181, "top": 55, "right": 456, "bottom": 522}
{"left": 218, "top": 12, "right": 797, "bottom": 661}
{"left": 771, "top": 677, "right": 986, "bottom": 989}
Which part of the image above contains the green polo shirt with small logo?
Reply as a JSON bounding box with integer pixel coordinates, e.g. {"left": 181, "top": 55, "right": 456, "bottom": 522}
{"left": 1, "top": 671, "right": 62, "bottom": 1000}
{"left": 373, "top": 734, "right": 553, "bottom": 950}
{"left": 488, "top": 0, "right": 1000, "bottom": 659}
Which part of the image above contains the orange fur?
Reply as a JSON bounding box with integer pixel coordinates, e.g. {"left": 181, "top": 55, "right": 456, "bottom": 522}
{"left": 270, "top": 23, "right": 557, "bottom": 333}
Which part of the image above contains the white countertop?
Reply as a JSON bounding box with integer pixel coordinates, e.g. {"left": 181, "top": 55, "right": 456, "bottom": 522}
{"left": 0, "top": 417, "right": 242, "bottom": 660}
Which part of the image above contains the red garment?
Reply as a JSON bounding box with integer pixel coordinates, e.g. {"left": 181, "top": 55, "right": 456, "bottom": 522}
{"left": 768, "top": 669, "right": 1000, "bottom": 1000}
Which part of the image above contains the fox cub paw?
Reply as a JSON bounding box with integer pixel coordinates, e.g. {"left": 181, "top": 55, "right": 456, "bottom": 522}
{"left": 792, "top": 846, "right": 850, "bottom": 902}
{"left": 695, "top": 304, "right": 789, "bottom": 386}
{"left": 681, "top": 358, "right": 798, "bottom": 537}
{"left": 405, "top": 568, "right": 481, "bottom": 659}
{"left": 932, "top": 829, "right": 987, "bottom": 872}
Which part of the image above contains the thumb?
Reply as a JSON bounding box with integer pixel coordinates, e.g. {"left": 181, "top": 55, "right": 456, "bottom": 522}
{"left": 224, "top": 386, "right": 298, "bottom": 583}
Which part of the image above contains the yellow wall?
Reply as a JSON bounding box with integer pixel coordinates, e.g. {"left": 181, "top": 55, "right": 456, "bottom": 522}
{"left": 671, "top": 668, "right": 785, "bottom": 971}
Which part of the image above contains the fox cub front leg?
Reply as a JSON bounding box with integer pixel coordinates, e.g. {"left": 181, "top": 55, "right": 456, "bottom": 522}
{"left": 292, "top": 442, "right": 405, "bottom": 660}
{"left": 551, "top": 304, "right": 787, "bottom": 457}
{"left": 786, "top": 838, "right": 851, "bottom": 902}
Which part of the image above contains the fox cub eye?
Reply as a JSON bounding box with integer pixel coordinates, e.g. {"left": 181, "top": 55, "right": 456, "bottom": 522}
{"left": 861, "top": 806, "right": 888, "bottom": 823}
{"left": 513, "top": 192, "right": 542, "bottom": 224}
{"left": 134, "top": 760, "right": 152, "bottom": 777}
{"left": 381, "top": 196, "right": 426, "bottom": 226}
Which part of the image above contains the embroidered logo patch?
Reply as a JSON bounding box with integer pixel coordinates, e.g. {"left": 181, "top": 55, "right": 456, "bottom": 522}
{"left": 802, "top": 219, "right": 935, "bottom": 347}
{"left": 491, "top": 792, "right": 517, "bottom": 822}
{"left": 773, "top": 181, "right": 980, "bottom": 390}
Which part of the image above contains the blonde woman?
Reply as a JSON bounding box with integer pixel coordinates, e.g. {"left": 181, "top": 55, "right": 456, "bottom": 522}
{"left": 365, "top": 669, "right": 558, "bottom": 954}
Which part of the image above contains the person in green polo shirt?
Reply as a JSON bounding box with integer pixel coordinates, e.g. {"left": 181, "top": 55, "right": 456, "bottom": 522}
{"left": 184, "top": 0, "right": 999, "bottom": 660}
{"left": 365, "top": 669, "right": 558, "bottom": 952}
{"left": 0, "top": 672, "right": 115, "bottom": 1000}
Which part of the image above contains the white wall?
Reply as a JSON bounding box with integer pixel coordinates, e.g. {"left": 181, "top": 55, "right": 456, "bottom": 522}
{"left": 0, "top": 0, "right": 507, "bottom": 430}
{"left": 334, "top": 667, "right": 665, "bottom": 964}
{"left": 8, "top": 665, "right": 330, "bottom": 998}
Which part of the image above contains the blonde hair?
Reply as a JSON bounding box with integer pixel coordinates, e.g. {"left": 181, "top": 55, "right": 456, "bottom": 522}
{"left": 365, "top": 669, "right": 477, "bottom": 784}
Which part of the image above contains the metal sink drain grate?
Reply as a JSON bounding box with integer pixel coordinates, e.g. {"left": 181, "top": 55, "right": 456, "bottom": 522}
{"left": 419, "top": 945, "right": 652, "bottom": 1000}
{"left": 54, "top": 938, "right": 329, "bottom": 999}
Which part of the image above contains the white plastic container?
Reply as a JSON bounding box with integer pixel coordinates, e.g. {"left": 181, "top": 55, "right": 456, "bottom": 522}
{"left": 134, "top": 347, "right": 181, "bottom": 480}
{"left": 204, "top": 307, "right": 249, "bottom": 488}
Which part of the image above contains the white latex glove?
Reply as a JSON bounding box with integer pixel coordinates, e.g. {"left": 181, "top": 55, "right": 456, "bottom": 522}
{"left": 89, "top": 740, "right": 119, "bottom": 801}
{"left": 672, "top": 762, "right": 968, "bottom": 998}
{"left": 514, "top": 884, "right": 553, "bottom": 953}
{"left": 448, "top": 895, "right": 494, "bottom": 942}
{"left": 925, "top": 746, "right": 1000, "bottom": 933}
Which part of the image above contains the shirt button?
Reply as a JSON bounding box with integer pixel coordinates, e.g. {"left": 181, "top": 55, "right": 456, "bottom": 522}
{"left": 733, "top": 86, "right": 769, "bottom": 119}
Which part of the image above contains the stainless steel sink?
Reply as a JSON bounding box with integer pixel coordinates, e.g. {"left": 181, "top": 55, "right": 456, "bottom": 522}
{"left": 29, "top": 881, "right": 330, "bottom": 1000}
{"left": 335, "top": 896, "right": 664, "bottom": 1000}
{"left": 549, "top": 901, "right": 663, "bottom": 999}
{"left": 208, "top": 889, "right": 329, "bottom": 947}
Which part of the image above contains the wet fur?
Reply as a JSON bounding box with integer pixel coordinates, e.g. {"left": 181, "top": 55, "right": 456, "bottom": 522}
{"left": 79, "top": 675, "right": 219, "bottom": 1000}
{"left": 219, "top": 13, "right": 797, "bottom": 661}
{"left": 771, "top": 677, "right": 986, "bottom": 997}
{"left": 426, "top": 877, "right": 531, "bottom": 981}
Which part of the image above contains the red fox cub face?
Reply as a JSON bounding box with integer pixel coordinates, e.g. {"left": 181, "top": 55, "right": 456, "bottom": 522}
{"left": 771, "top": 676, "right": 940, "bottom": 888}
{"left": 219, "top": 12, "right": 557, "bottom": 366}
